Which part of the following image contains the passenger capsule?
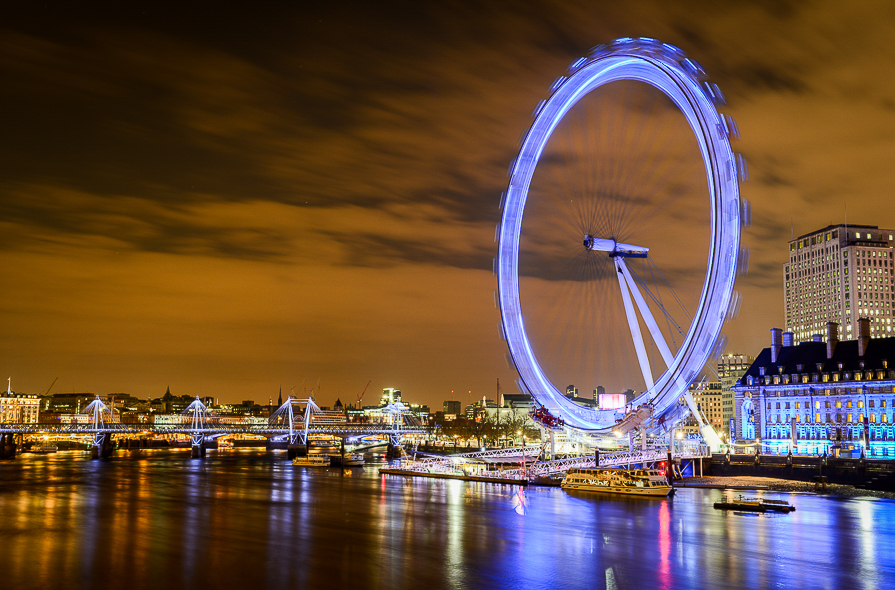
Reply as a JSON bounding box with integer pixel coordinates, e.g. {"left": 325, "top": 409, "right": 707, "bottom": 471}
{"left": 740, "top": 197, "right": 752, "bottom": 228}
{"left": 702, "top": 81, "right": 725, "bottom": 105}
{"left": 568, "top": 57, "right": 587, "bottom": 73}
{"left": 682, "top": 58, "right": 706, "bottom": 79}
{"left": 736, "top": 153, "right": 749, "bottom": 182}
{"left": 588, "top": 44, "right": 608, "bottom": 57}
{"left": 737, "top": 248, "right": 750, "bottom": 275}
{"left": 661, "top": 43, "right": 686, "bottom": 60}
{"left": 727, "top": 291, "right": 742, "bottom": 320}
{"left": 725, "top": 114, "right": 740, "bottom": 140}
{"left": 711, "top": 335, "right": 729, "bottom": 361}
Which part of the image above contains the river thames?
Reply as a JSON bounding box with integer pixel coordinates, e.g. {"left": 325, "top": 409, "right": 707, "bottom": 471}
{"left": 1, "top": 449, "right": 893, "bottom": 590}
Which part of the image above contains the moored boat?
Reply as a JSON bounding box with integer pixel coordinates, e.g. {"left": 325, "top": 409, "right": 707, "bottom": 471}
{"left": 561, "top": 468, "right": 673, "bottom": 497}
{"left": 330, "top": 453, "right": 365, "bottom": 467}
{"left": 292, "top": 455, "right": 331, "bottom": 467}
{"left": 30, "top": 445, "right": 58, "bottom": 454}
{"left": 714, "top": 496, "right": 795, "bottom": 513}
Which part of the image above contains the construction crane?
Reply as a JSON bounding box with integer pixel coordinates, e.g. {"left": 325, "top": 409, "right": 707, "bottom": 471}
{"left": 41, "top": 377, "right": 58, "bottom": 397}
{"left": 356, "top": 380, "right": 371, "bottom": 407}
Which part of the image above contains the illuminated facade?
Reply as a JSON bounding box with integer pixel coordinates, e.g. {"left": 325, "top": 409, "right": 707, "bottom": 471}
{"left": 380, "top": 388, "right": 401, "bottom": 406}
{"left": 680, "top": 382, "right": 723, "bottom": 436}
{"left": 443, "top": 400, "right": 462, "bottom": 418}
{"left": 733, "top": 323, "right": 895, "bottom": 456}
{"left": 719, "top": 353, "right": 753, "bottom": 437}
{"left": 1, "top": 391, "right": 39, "bottom": 423}
{"left": 785, "top": 224, "right": 895, "bottom": 342}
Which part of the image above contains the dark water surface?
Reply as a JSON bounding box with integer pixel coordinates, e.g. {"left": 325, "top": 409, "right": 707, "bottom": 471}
{"left": 1, "top": 449, "right": 893, "bottom": 590}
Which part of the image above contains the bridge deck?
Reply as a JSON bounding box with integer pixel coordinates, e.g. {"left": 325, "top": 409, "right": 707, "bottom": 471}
{"left": 0, "top": 423, "right": 428, "bottom": 436}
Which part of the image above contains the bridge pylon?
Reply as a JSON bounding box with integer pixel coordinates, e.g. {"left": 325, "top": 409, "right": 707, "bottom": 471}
{"left": 0, "top": 433, "right": 18, "bottom": 460}
{"left": 183, "top": 397, "right": 215, "bottom": 458}
{"left": 82, "top": 395, "right": 119, "bottom": 459}
{"left": 382, "top": 403, "right": 420, "bottom": 458}
{"left": 268, "top": 397, "right": 322, "bottom": 458}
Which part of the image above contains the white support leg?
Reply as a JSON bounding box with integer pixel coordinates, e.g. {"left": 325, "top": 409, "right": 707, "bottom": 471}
{"left": 682, "top": 388, "right": 724, "bottom": 453}
{"left": 617, "top": 258, "right": 674, "bottom": 368}
{"left": 615, "top": 259, "right": 654, "bottom": 389}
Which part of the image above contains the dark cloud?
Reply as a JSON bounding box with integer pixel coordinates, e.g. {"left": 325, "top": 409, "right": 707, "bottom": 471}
{"left": 1, "top": 1, "right": 893, "bottom": 404}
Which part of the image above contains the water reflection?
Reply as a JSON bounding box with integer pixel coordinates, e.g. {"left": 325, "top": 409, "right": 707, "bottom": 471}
{"left": 1, "top": 451, "right": 895, "bottom": 589}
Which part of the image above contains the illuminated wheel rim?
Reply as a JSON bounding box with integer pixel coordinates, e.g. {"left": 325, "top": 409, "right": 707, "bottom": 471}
{"left": 497, "top": 38, "right": 742, "bottom": 432}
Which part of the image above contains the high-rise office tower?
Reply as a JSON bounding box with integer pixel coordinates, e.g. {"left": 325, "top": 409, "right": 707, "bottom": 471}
{"left": 718, "top": 353, "right": 753, "bottom": 438}
{"left": 380, "top": 388, "right": 402, "bottom": 406}
{"left": 443, "top": 400, "right": 462, "bottom": 417}
{"left": 785, "top": 224, "right": 894, "bottom": 341}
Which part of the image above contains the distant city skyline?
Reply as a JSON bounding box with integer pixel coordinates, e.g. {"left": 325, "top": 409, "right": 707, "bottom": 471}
{"left": 2, "top": 3, "right": 894, "bottom": 407}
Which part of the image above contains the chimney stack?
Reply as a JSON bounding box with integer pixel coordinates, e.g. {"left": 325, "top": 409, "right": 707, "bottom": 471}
{"left": 858, "top": 318, "right": 871, "bottom": 357}
{"left": 826, "top": 322, "right": 839, "bottom": 360}
{"left": 770, "top": 327, "right": 783, "bottom": 363}
{"left": 812, "top": 334, "right": 823, "bottom": 343}
{"left": 783, "top": 332, "right": 794, "bottom": 347}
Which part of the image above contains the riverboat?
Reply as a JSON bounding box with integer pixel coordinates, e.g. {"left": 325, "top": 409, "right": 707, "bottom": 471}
{"left": 561, "top": 468, "right": 673, "bottom": 497}
{"left": 714, "top": 496, "right": 795, "bottom": 513}
{"left": 30, "top": 445, "right": 58, "bottom": 454}
{"left": 330, "top": 453, "right": 364, "bottom": 467}
{"left": 292, "top": 455, "right": 331, "bottom": 467}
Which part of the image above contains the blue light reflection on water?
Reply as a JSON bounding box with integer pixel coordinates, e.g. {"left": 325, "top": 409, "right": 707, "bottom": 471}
{"left": 1, "top": 450, "right": 894, "bottom": 590}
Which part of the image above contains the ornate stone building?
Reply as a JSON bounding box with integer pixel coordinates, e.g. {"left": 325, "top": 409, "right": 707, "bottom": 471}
{"left": 733, "top": 322, "right": 895, "bottom": 456}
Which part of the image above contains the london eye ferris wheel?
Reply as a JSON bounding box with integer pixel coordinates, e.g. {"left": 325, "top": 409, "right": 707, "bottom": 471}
{"left": 496, "top": 38, "right": 746, "bottom": 433}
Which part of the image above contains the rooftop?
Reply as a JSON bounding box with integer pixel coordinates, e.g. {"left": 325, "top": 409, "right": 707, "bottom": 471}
{"left": 740, "top": 336, "right": 895, "bottom": 380}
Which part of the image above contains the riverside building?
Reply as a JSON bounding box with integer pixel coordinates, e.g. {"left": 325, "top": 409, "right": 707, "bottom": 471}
{"left": 785, "top": 224, "right": 895, "bottom": 342}
{"left": 733, "top": 322, "right": 895, "bottom": 457}
{"left": 681, "top": 381, "right": 724, "bottom": 437}
{"left": 719, "top": 354, "right": 753, "bottom": 438}
{"left": 1, "top": 382, "right": 39, "bottom": 424}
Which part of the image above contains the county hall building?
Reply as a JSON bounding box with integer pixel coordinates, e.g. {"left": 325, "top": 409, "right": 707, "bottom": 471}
{"left": 732, "top": 322, "right": 895, "bottom": 457}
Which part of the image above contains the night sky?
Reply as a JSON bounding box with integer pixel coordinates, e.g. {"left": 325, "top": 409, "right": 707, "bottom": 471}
{"left": 2, "top": 1, "right": 894, "bottom": 407}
